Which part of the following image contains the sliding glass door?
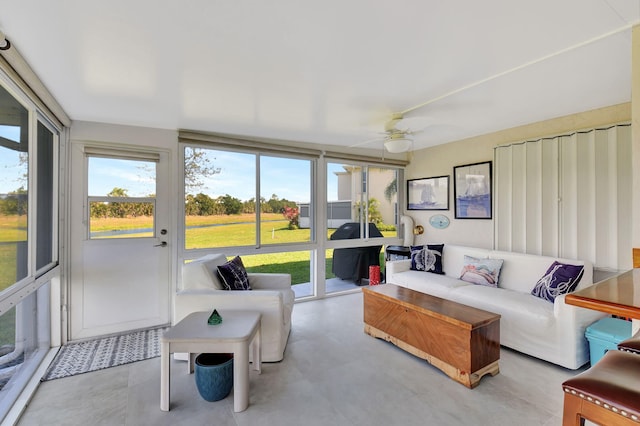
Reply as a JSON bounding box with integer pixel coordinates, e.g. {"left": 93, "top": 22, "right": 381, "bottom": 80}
{"left": 325, "top": 162, "right": 399, "bottom": 293}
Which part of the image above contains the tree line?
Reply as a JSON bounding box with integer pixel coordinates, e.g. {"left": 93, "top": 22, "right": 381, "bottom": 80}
{"left": 84, "top": 187, "right": 299, "bottom": 218}
{"left": 185, "top": 193, "right": 298, "bottom": 216}
{"left": 0, "top": 188, "right": 27, "bottom": 216}
{"left": 0, "top": 186, "right": 299, "bottom": 219}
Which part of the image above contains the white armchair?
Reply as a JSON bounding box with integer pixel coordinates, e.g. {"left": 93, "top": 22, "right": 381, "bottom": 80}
{"left": 175, "top": 254, "right": 294, "bottom": 362}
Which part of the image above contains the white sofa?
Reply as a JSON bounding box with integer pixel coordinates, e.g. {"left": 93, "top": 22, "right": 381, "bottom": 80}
{"left": 385, "top": 244, "right": 606, "bottom": 369}
{"left": 175, "top": 254, "right": 294, "bottom": 362}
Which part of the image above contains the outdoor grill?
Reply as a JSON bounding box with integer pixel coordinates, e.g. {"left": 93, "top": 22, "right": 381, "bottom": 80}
{"left": 330, "top": 222, "right": 383, "bottom": 285}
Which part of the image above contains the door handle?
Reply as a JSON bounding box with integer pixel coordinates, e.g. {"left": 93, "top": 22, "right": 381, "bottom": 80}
{"left": 154, "top": 241, "right": 167, "bottom": 247}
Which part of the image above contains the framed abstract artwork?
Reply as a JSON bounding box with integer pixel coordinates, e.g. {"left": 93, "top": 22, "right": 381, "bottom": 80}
{"left": 407, "top": 175, "right": 449, "bottom": 210}
{"left": 453, "top": 161, "right": 492, "bottom": 219}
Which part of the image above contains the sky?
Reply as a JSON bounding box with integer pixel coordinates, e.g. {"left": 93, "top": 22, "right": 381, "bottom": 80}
{"left": 0, "top": 125, "right": 26, "bottom": 193}
{"left": 86, "top": 149, "right": 343, "bottom": 203}
{"left": 1, "top": 128, "right": 342, "bottom": 202}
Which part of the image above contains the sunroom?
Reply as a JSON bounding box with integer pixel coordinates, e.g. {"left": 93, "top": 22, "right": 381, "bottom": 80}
{"left": 1, "top": 1, "right": 640, "bottom": 424}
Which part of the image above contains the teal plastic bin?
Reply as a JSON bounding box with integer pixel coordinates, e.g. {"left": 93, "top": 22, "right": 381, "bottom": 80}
{"left": 585, "top": 317, "right": 632, "bottom": 365}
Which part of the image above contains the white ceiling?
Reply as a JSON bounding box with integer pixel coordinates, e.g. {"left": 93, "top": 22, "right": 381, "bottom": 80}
{"left": 1, "top": 0, "right": 639, "bottom": 153}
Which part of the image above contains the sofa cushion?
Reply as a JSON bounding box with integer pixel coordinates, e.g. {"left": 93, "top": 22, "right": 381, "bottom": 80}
{"left": 217, "top": 256, "right": 251, "bottom": 291}
{"left": 403, "top": 271, "right": 469, "bottom": 299}
{"left": 451, "top": 284, "right": 554, "bottom": 326}
{"left": 459, "top": 255, "right": 503, "bottom": 287}
{"left": 410, "top": 244, "right": 444, "bottom": 274}
{"left": 182, "top": 254, "right": 227, "bottom": 290}
{"left": 530, "top": 261, "right": 584, "bottom": 303}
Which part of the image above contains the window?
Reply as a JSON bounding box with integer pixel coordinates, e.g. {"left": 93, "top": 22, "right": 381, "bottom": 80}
{"left": 183, "top": 146, "right": 313, "bottom": 250}
{"left": 36, "top": 121, "right": 55, "bottom": 270}
{"left": 239, "top": 250, "right": 313, "bottom": 297}
{"left": 260, "top": 156, "right": 311, "bottom": 246}
{"left": 0, "top": 92, "right": 29, "bottom": 285}
{"left": 0, "top": 81, "right": 57, "bottom": 420}
{"left": 179, "top": 133, "right": 405, "bottom": 300}
{"left": 326, "top": 162, "right": 399, "bottom": 239}
{"left": 87, "top": 157, "right": 156, "bottom": 239}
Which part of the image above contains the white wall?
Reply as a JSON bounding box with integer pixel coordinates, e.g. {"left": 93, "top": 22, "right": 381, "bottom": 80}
{"left": 632, "top": 25, "right": 640, "bottom": 253}
{"left": 405, "top": 103, "right": 631, "bottom": 251}
{"left": 71, "top": 121, "right": 177, "bottom": 150}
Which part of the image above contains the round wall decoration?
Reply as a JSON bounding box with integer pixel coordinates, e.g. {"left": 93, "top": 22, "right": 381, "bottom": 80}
{"left": 429, "top": 214, "right": 450, "bottom": 229}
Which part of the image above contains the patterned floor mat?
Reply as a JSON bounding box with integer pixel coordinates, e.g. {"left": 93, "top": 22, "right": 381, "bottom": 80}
{"left": 42, "top": 327, "right": 168, "bottom": 381}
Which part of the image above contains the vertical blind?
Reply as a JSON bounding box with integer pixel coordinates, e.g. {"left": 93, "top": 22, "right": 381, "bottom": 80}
{"left": 494, "top": 124, "right": 631, "bottom": 270}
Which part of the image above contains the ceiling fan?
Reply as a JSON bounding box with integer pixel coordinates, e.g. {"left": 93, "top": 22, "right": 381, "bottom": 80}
{"left": 353, "top": 112, "right": 429, "bottom": 153}
{"left": 382, "top": 113, "right": 415, "bottom": 153}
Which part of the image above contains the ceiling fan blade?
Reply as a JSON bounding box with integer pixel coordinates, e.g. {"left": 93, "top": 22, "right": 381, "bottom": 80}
{"left": 349, "top": 137, "right": 385, "bottom": 148}
{"left": 395, "top": 116, "right": 436, "bottom": 132}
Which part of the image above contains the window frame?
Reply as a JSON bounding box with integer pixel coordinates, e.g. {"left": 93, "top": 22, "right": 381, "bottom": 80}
{"left": 84, "top": 152, "right": 159, "bottom": 241}
{"left": 325, "top": 160, "right": 402, "bottom": 246}
{"left": 0, "top": 71, "right": 60, "bottom": 422}
{"left": 180, "top": 143, "right": 318, "bottom": 253}
{"left": 178, "top": 139, "right": 406, "bottom": 299}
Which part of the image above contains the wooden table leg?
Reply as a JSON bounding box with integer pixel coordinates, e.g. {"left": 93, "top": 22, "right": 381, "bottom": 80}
{"left": 160, "top": 341, "right": 170, "bottom": 411}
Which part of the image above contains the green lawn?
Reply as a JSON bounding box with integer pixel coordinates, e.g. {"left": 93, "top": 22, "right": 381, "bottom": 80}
{"left": 241, "top": 250, "right": 387, "bottom": 285}
{"left": 2, "top": 213, "right": 394, "bottom": 288}
{"left": 0, "top": 244, "right": 21, "bottom": 291}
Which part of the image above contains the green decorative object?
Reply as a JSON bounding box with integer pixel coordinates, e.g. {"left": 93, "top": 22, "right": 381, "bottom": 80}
{"left": 207, "top": 309, "right": 222, "bottom": 325}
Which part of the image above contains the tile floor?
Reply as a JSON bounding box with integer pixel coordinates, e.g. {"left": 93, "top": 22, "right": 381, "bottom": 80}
{"left": 17, "top": 290, "right": 585, "bottom": 426}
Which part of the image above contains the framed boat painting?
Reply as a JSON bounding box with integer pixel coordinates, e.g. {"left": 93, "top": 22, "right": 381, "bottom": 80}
{"left": 407, "top": 175, "right": 449, "bottom": 211}
{"left": 453, "top": 161, "right": 492, "bottom": 219}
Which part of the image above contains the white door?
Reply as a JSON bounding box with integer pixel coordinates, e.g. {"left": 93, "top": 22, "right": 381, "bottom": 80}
{"left": 69, "top": 143, "right": 171, "bottom": 340}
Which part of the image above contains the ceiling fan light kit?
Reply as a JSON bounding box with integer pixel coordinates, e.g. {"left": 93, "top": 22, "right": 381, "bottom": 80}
{"left": 384, "top": 135, "right": 412, "bottom": 153}
{"left": 351, "top": 112, "right": 418, "bottom": 153}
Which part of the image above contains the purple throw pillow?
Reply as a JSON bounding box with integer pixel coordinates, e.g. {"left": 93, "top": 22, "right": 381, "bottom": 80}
{"left": 531, "top": 261, "right": 584, "bottom": 303}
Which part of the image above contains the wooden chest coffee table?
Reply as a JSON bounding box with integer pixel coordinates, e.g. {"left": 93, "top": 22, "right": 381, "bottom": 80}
{"left": 363, "top": 284, "right": 500, "bottom": 388}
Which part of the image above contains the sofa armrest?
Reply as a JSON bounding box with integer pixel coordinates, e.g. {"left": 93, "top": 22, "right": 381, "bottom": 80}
{"left": 174, "top": 288, "right": 284, "bottom": 323}
{"left": 248, "top": 273, "right": 291, "bottom": 290}
{"left": 386, "top": 259, "right": 411, "bottom": 276}
{"left": 553, "top": 293, "right": 607, "bottom": 327}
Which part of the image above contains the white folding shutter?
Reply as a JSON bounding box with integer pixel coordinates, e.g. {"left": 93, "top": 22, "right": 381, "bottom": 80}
{"left": 494, "top": 124, "right": 631, "bottom": 270}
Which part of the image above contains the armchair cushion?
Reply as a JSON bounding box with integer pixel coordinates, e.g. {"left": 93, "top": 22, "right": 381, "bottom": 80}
{"left": 182, "top": 254, "right": 227, "bottom": 290}
{"left": 248, "top": 272, "right": 292, "bottom": 290}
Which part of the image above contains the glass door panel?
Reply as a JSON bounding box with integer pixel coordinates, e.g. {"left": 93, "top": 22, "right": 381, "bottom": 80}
{"left": 184, "top": 147, "right": 256, "bottom": 249}
{"left": 260, "top": 156, "right": 312, "bottom": 246}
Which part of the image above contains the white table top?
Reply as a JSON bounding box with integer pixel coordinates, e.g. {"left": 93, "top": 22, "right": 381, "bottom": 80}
{"left": 162, "top": 311, "right": 261, "bottom": 343}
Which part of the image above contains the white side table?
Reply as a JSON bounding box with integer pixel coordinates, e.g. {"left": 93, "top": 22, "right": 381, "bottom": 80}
{"left": 160, "top": 310, "right": 261, "bottom": 412}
